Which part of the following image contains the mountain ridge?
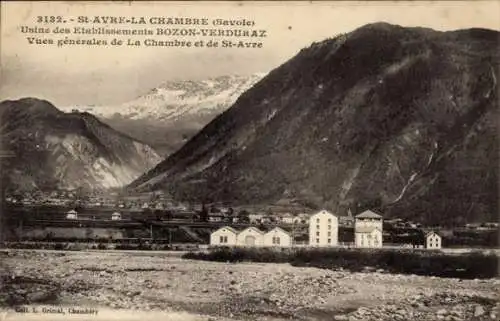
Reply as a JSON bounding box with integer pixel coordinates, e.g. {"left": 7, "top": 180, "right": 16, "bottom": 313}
{"left": 0, "top": 98, "right": 162, "bottom": 191}
{"left": 61, "top": 74, "right": 265, "bottom": 156}
{"left": 129, "top": 23, "right": 499, "bottom": 225}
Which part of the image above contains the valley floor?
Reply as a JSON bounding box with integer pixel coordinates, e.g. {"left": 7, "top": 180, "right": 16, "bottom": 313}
{"left": 0, "top": 250, "right": 499, "bottom": 321}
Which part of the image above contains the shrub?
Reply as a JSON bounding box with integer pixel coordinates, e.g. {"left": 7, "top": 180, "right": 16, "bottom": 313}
{"left": 115, "top": 244, "right": 138, "bottom": 250}
{"left": 138, "top": 244, "right": 152, "bottom": 251}
{"left": 183, "top": 247, "right": 293, "bottom": 263}
{"left": 182, "top": 247, "right": 499, "bottom": 279}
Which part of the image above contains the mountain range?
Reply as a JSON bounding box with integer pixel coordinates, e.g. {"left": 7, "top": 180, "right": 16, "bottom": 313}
{"left": 0, "top": 98, "right": 162, "bottom": 192}
{"left": 61, "top": 74, "right": 264, "bottom": 156}
{"left": 130, "top": 23, "right": 499, "bottom": 225}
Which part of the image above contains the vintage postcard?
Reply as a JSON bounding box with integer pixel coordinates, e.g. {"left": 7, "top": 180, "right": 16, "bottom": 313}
{"left": 0, "top": 1, "right": 499, "bottom": 321}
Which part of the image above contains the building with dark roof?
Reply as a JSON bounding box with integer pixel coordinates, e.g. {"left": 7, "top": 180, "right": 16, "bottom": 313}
{"left": 355, "top": 210, "right": 383, "bottom": 248}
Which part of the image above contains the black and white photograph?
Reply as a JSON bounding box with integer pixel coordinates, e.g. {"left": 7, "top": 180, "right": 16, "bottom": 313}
{"left": 0, "top": 1, "right": 499, "bottom": 321}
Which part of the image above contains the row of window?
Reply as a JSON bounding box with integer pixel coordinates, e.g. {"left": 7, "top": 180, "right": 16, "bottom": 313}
{"left": 360, "top": 234, "right": 379, "bottom": 241}
{"left": 359, "top": 239, "right": 380, "bottom": 246}
{"left": 315, "top": 224, "right": 333, "bottom": 230}
{"left": 316, "top": 238, "right": 333, "bottom": 244}
{"left": 219, "top": 236, "right": 282, "bottom": 244}
{"left": 316, "top": 218, "right": 333, "bottom": 223}
{"left": 316, "top": 231, "right": 334, "bottom": 237}
{"left": 428, "top": 236, "right": 440, "bottom": 248}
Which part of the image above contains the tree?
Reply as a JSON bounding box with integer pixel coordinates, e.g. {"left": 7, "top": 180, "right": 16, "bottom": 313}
{"left": 224, "top": 207, "right": 235, "bottom": 223}
{"left": 238, "top": 209, "right": 250, "bottom": 223}
{"left": 199, "top": 203, "right": 209, "bottom": 222}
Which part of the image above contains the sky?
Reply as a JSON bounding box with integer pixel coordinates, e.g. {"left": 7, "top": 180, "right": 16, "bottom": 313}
{"left": 1, "top": 1, "right": 499, "bottom": 106}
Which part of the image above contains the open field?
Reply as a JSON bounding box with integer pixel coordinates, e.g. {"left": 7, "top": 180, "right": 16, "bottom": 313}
{"left": 1, "top": 250, "right": 499, "bottom": 321}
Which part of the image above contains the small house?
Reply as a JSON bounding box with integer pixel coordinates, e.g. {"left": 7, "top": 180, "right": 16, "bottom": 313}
{"left": 261, "top": 216, "right": 274, "bottom": 224}
{"left": 236, "top": 227, "right": 265, "bottom": 246}
{"left": 293, "top": 213, "right": 310, "bottom": 225}
{"left": 280, "top": 213, "right": 295, "bottom": 224}
{"left": 249, "top": 213, "right": 264, "bottom": 224}
{"left": 339, "top": 216, "right": 355, "bottom": 227}
{"left": 263, "top": 227, "right": 292, "bottom": 247}
{"left": 425, "top": 231, "right": 442, "bottom": 249}
{"left": 309, "top": 210, "right": 339, "bottom": 247}
{"left": 208, "top": 214, "right": 225, "bottom": 222}
{"left": 111, "top": 212, "right": 122, "bottom": 221}
{"left": 210, "top": 226, "right": 238, "bottom": 246}
{"left": 465, "top": 223, "right": 480, "bottom": 230}
{"left": 66, "top": 209, "right": 78, "bottom": 220}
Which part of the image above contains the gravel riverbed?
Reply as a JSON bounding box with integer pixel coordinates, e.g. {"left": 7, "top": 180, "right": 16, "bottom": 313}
{"left": 0, "top": 250, "right": 498, "bottom": 321}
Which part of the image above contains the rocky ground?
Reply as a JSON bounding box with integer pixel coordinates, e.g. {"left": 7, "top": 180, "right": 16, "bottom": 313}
{"left": 0, "top": 250, "right": 499, "bottom": 321}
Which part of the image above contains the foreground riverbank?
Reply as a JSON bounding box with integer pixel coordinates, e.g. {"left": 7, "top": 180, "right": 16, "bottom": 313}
{"left": 1, "top": 250, "right": 499, "bottom": 321}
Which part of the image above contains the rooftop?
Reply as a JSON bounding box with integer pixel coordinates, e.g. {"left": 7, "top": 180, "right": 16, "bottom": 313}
{"left": 241, "top": 226, "right": 266, "bottom": 234}
{"left": 425, "top": 231, "right": 441, "bottom": 238}
{"left": 215, "top": 226, "right": 239, "bottom": 234}
{"left": 266, "top": 226, "right": 292, "bottom": 235}
{"left": 355, "top": 210, "right": 383, "bottom": 219}
{"left": 311, "top": 209, "right": 338, "bottom": 218}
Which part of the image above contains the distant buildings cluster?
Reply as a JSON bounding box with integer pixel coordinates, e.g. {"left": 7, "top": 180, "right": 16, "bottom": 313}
{"left": 211, "top": 209, "right": 442, "bottom": 250}
{"left": 66, "top": 209, "right": 121, "bottom": 221}
{"left": 11, "top": 190, "right": 456, "bottom": 250}
{"left": 66, "top": 207, "right": 443, "bottom": 250}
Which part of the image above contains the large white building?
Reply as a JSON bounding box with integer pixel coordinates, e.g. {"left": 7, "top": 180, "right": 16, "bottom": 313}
{"left": 354, "top": 210, "right": 383, "bottom": 248}
{"left": 210, "top": 226, "right": 238, "bottom": 246}
{"left": 263, "top": 227, "right": 292, "bottom": 247}
{"left": 237, "top": 227, "right": 265, "bottom": 246}
{"left": 309, "top": 210, "right": 339, "bottom": 247}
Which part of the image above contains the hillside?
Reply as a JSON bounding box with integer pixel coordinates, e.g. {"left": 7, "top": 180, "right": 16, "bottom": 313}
{"left": 129, "top": 23, "right": 499, "bottom": 225}
{"left": 0, "top": 98, "right": 162, "bottom": 191}
{"left": 63, "top": 74, "right": 264, "bottom": 156}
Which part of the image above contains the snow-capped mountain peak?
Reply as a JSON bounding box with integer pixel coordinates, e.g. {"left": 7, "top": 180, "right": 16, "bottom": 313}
{"left": 64, "top": 73, "right": 266, "bottom": 121}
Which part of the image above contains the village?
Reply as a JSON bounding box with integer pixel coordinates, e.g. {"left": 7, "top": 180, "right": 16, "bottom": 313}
{"left": 3, "top": 188, "right": 498, "bottom": 250}
{"left": 210, "top": 209, "right": 443, "bottom": 250}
